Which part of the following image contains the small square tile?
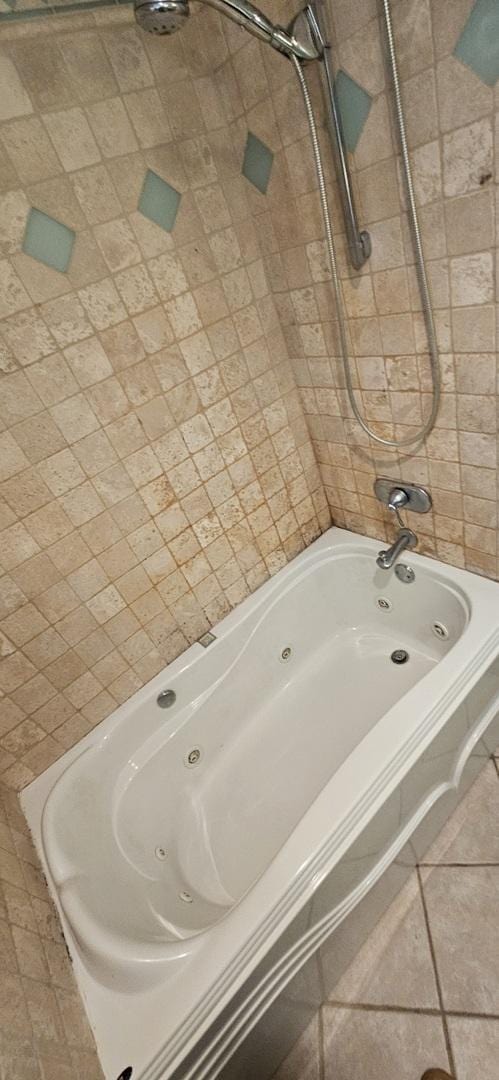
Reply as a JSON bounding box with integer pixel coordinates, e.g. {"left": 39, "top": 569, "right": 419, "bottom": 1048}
{"left": 242, "top": 131, "right": 273, "bottom": 195}
{"left": 454, "top": 0, "right": 499, "bottom": 87}
{"left": 22, "top": 208, "right": 75, "bottom": 273}
{"left": 334, "top": 69, "right": 372, "bottom": 152}
{"left": 138, "top": 169, "right": 181, "bottom": 233}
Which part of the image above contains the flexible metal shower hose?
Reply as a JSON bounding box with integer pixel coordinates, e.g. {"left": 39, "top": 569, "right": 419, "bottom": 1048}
{"left": 292, "top": 0, "right": 441, "bottom": 449}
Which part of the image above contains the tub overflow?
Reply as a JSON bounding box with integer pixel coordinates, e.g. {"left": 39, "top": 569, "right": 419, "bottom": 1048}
{"left": 280, "top": 646, "right": 292, "bottom": 661}
{"left": 432, "top": 622, "right": 449, "bottom": 639}
{"left": 391, "top": 649, "right": 409, "bottom": 665}
{"left": 377, "top": 597, "right": 392, "bottom": 611}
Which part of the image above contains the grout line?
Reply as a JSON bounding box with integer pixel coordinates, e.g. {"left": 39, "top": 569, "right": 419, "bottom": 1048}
{"left": 416, "top": 866, "right": 457, "bottom": 1078}
{"left": 324, "top": 1001, "right": 442, "bottom": 1016}
{"left": 446, "top": 1009, "right": 499, "bottom": 1022}
{"left": 323, "top": 1000, "right": 499, "bottom": 1023}
{"left": 419, "top": 861, "right": 499, "bottom": 868}
{"left": 317, "top": 1004, "right": 325, "bottom": 1080}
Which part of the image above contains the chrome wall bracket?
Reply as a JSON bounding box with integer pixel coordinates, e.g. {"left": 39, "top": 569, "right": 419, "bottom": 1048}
{"left": 304, "top": 1, "right": 371, "bottom": 270}
{"left": 374, "top": 477, "right": 432, "bottom": 515}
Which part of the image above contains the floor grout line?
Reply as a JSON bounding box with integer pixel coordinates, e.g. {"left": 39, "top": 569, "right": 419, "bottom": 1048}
{"left": 317, "top": 1005, "right": 325, "bottom": 1080}
{"left": 322, "top": 1000, "right": 499, "bottom": 1022}
{"left": 324, "top": 1001, "right": 442, "bottom": 1016}
{"left": 419, "top": 861, "right": 499, "bottom": 868}
{"left": 416, "top": 866, "right": 457, "bottom": 1078}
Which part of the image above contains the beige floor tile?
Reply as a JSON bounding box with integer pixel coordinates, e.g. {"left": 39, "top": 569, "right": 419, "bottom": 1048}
{"left": 322, "top": 1007, "right": 450, "bottom": 1080}
{"left": 422, "top": 866, "right": 499, "bottom": 1013}
{"left": 423, "top": 762, "right": 499, "bottom": 865}
{"left": 273, "top": 1014, "right": 321, "bottom": 1080}
{"left": 448, "top": 1015, "right": 499, "bottom": 1080}
{"left": 328, "top": 873, "right": 439, "bottom": 1009}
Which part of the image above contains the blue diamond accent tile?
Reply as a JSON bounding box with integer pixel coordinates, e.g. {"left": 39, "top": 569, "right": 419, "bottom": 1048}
{"left": 138, "top": 169, "right": 181, "bottom": 232}
{"left": 454, "top": 0, "right": 499, "bottom": 86}
{"left": 242, "top": 132, "right": 274, "bottom": 195}
{"left": 334, "top": 69, "right": 372, "bottom": 153}
{"left": 22, "top": 207, "right": 75, "bottom": 272}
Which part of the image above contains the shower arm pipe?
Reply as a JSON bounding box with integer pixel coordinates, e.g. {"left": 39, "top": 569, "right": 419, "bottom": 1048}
{"left": 305, "top": 2, "right": 371, "bottom": 271}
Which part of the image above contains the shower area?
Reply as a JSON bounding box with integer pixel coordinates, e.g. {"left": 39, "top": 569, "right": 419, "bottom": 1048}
{"left": 1, "top": 0, "right": 499, "bottom": 1077}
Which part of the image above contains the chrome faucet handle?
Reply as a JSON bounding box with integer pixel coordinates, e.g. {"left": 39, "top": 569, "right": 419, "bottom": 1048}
{"left": 387, "top": 487, "right": 408, "bottom": 527}
{"left": 387, "top": 487, "right": 409, "bottom": 513}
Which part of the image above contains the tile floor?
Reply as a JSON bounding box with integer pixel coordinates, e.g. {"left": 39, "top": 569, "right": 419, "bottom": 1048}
{"left": 275, "top": 756, "right": 499, "bottom": 1080}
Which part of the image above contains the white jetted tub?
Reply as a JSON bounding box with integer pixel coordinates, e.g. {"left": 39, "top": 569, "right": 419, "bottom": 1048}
{"left": 23, "top": 527, "right": 499, "bottom": 1080}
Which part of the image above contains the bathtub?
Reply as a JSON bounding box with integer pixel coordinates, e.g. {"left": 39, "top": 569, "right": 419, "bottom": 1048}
{"left": 22, "top": 526, "right": 499, "bottom": 1080}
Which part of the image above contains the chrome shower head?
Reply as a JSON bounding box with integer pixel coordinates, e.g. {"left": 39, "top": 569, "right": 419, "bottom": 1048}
{"left": 134, "top": 0, "right": 190, "bottom": 34}
{"left": 134, "top": 0, "right": 322, "bottom": 59}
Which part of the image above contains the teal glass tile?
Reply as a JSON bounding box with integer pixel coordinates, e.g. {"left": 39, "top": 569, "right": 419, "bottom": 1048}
{"left": 138, "top": 169, "right": 181, "bottom": 232}
{"left": 22, "top": 207, "right": 75, "bottom": 272}
{"left": 334, "top": 69, "right": 372, "bottom": 153}
{"left": 242, "top": 132, "right": 273, "bottom": 195}
{"left": 454, "top": 0, "right": 499, "bottom": 86}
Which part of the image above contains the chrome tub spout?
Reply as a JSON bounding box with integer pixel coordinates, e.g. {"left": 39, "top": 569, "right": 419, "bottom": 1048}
{"left": 376, "top": 528, "right": 417, "bottom": 570}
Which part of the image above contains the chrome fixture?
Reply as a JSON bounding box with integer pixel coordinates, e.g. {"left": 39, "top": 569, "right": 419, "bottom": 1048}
{"left": 374, "top": 478, "right": 432, "bottom": 521}
{"left": 186, "top": 747, "right": 201, "bottom": 766}
{"left": 387, "top": 487, "right": 408, "bottom": 515}
{"left": 293, "top": 0, "right": 441, "bottom": 447}
{"left": 134, "top": 0, "right": 369, "bottom": 266}
{"left": 157, "top": 688, "right": 176, "bottom": 708}
{"left": 376, "top": 528, "right": 417, "bottom": 570}
{"left": 134, "top": 0, "right": 321, "bottom": 60}
{"left": 135, "top": 0, "right": 441, "bottom": 446}
{"left": 395, "top": 563, "right": 416, "bottom": 584}
{"left": 304, "top": 4, "right": 370, "bottom": 269}
{"left": 391, "top": 649, "right": 409, "bottom": 665}
{"left": 374, "top": 478, "right": 431, "bottom": 569}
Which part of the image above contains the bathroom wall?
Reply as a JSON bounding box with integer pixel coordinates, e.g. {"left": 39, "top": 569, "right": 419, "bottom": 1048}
{"left": 0, "top": 2, "right": 330, "bottom": 791}
{"left": 1, "top": 0, "right": 498, "bottom": 789}
{"left": 0, "top": 2, "right": 498, "bottom": 1078}
{"left": 274, "top": 0, "right": 499, "bottom": 580}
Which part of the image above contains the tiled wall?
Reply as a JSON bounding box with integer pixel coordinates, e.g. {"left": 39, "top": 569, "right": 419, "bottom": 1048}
{"left": 291, "top": 0, "right": 499, "bottom": 580}
{"left": 0, "top": 2, "right": 330, "bottom": 792}
{"left": 2, "top": 2, "right": 495, "bottom": 784}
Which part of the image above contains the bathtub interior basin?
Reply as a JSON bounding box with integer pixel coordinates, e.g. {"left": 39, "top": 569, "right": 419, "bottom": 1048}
{"left": 41, "top": 542, "right": 469, "bottom": 961}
